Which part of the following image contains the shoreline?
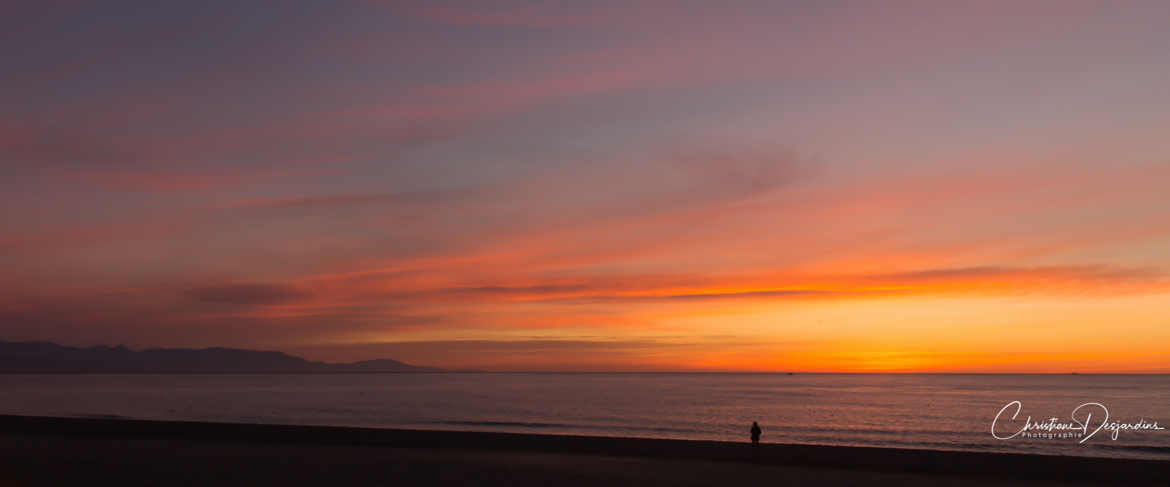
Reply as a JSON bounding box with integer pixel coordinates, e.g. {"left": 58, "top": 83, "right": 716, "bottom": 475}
{"left": 1, "top": 414, "right": 1168, "bottom": 485}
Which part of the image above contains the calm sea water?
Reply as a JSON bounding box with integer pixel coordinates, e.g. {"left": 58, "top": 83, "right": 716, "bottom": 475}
{"left": 1, "top": 373, "right": 1167, "bottom": 460}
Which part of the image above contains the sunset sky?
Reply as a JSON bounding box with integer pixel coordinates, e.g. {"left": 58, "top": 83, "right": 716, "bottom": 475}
{"left": 3, "top": 1, "right": 1170, "bottom": 372}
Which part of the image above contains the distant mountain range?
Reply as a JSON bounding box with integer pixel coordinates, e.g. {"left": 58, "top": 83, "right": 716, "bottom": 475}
{"left": 0, "top": 341, "right": 442, "bottom": 373}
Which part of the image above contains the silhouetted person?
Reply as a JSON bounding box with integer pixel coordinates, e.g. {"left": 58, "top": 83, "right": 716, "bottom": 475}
{"left": 750, "top": 421, "right": 761, "bottom": 446}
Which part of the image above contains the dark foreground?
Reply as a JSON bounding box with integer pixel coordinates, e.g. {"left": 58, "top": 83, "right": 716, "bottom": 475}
{"left": 1, "top": 415, "right": 1165, "bottom": 486}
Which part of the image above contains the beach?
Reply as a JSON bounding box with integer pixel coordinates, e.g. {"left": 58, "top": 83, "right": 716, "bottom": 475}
{"left": 1, "top": 415, "right": 1166, "bottom": 486}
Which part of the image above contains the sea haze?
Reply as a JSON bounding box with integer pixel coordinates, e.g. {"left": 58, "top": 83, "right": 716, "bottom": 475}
{"left": 0, "top": 373, "right": 1166, "bottom": 461}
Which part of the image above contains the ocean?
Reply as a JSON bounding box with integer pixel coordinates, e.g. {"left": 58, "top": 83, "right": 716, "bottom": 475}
{"left": 1, "top": 373, "right": 1167, "bottom": 460}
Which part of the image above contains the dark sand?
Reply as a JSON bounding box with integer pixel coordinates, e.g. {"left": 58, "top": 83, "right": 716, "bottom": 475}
{"left": 1, "top": 415, "right": 1165, "bottom": 486}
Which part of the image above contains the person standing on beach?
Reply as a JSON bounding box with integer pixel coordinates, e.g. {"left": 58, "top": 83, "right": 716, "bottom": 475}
{"left": 750, "top": 421, "right": 761, "bottom": 446}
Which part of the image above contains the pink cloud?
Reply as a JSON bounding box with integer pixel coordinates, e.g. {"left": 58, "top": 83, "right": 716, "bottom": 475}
{"left": 65, "top": 166, "right": 334, "bottom": 191}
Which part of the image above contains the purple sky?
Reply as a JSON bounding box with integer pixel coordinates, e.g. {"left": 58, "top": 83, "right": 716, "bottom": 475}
{"left": 3, "top": 1, "right": 1170, "bottom": 371}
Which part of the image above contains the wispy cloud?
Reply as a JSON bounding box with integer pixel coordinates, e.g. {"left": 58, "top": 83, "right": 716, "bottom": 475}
{"left": 412, "top": 6, "right": 602, "bottom": 28}
{"left": 188, "top": 282, "right": 311, "bottom": 305}
{"left": 0, "top": 120, "right": 133, "bottom": 170}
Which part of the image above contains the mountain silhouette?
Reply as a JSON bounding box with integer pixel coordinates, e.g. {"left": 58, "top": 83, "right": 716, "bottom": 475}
{"left": 0, "top": 341, "right": 441, "bottom": 373}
